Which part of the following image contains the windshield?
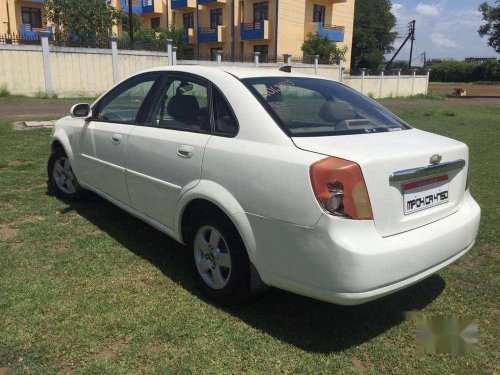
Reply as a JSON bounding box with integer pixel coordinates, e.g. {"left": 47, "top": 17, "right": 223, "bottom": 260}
{"left": 241, "top": 77, "right": 410, "bottom": 137}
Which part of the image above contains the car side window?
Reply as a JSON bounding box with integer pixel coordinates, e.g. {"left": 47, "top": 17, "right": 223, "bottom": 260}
{"left": 212, "top": 87, "right": 238, "bottom": 136}
{"left": 151, "top": 76, "right": 210, "bottom": 132}
{"left": 95, "top": 74, "right": 160, "bottom": 123}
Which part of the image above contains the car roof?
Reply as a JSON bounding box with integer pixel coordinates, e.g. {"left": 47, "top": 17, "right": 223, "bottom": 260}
{"left": 137, "top": 65, "right": 319, "bottom": 80}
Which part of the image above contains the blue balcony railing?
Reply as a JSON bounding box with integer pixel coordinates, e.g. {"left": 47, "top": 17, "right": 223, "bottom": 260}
{"left": 198, "top": 27, "right": 217, "bottom": 43}
{"left": 20, "top": 23, "right": 52, "bottom": 40}
{"left": 198, "top": 26, "right": 224, "bottom": 43}
{"left": 197, "top": 0, "right": 225, "bottom": 5}
{"left": 171, "top": 0, "right": 196, "bottom": 9}
{"left": 182, "top": 28, "right": 195, "bottom": 43}
{"left": 317, "top": 23, "right": 344, "bottom": 42}
{"left": 120, "top": 0, "right": 155, "bottom": 14}
{"left": 240, "top": 20, "right": 268, "bottom": 40}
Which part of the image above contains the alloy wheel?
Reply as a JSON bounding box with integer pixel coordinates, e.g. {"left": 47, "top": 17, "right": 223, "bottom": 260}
{"left": 193, "top": 225, "right": 232, "bottom": 290}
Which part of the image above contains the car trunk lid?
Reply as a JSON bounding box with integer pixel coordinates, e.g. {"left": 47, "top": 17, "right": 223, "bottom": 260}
{"left": 293, "top": 129, "right": 469, "bottom": 237}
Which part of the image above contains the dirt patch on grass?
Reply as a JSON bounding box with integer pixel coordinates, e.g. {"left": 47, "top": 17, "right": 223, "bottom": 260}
{"left": 93, "top": 339, "right": 129, "bottom": 360}
{"left": 12, "top": 215, "right": 45, "bottom": 226}
{"left": 430, "top": 83, "right": 500, "bottom": 97}
{"left": 482, "top": 243, "right": 499, "bottom": 259}
{"left": 7, "top": 159, "right": 31, "bottom": 167}
{"left": 11, "top": 183, "right": 47, "bottom": 193}
{"left": 0, "top": 227, "right": 19, "bottom": 240}
{"left": 0, "top": 367, "right": 9, "bottom": 375}
{"left": 351, "top": 357, "right": 367, "bottom": 373}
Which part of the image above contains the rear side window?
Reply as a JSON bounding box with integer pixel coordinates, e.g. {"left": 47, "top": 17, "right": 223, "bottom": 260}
{"left": 242, "top": 77, "right": 410, "bottom": 137}
{"left": 212, "top": 88, "right": 238, "bottom": 136}
{"left": 150, "top": 76, "right": 210, "bottom": 133}
{"left": 96, "top": 74, "right": 159, "bottom": 123}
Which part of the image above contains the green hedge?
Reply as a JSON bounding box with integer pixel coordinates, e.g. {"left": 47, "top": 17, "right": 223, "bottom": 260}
{"left": 429, "top": 60, "right": 500, "bottom": 82}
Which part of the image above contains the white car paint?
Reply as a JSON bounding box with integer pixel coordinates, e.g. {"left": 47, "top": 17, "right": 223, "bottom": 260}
{"left": 51, "top": 66, "right": 481, "bottom": 305}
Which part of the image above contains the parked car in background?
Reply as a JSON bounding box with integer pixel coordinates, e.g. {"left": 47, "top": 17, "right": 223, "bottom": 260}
{"left": 48, "top": 66, "right": 480, "bottom": 305}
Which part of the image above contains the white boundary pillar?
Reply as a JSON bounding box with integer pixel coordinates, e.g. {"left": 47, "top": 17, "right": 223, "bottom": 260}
{"left": 110, "top": 36, "right": 119, "bottom": 84}
{"left": 39, "top": 31, "right": 53, "bottom": 96}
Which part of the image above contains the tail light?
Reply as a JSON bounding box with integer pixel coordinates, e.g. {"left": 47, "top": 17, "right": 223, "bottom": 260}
{"left": 310, "top": 157, "right": 373, "bottom": 220}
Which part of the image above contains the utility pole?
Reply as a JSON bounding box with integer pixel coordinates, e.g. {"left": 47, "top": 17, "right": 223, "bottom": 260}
{"left": 423, "top": 51, "right": 427, "bottom": 68}
{"left": 386, "top": 20, "right": 416, "bottom": 71}
{"left": 409, "top": 20, "right": 416, "bottom": 68}
{"left": 128, "top": 0, "right": 134, "bottom": 49}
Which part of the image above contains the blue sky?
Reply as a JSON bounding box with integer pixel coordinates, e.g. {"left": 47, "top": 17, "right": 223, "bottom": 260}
{"left": 390, "top": 0, "right": 499, "bottom": 62}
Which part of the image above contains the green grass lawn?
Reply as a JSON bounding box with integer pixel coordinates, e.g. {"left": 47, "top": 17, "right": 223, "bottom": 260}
{"left": 0, "top": 105, "right": 498, "bottom": 374}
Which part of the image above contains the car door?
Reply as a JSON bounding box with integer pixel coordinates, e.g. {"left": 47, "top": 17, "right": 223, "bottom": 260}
{"left": 125, "top": 73, "right": 213, "bottom": 228}
{"left": 77, "top": 73, "right": 161, "bottom": 205}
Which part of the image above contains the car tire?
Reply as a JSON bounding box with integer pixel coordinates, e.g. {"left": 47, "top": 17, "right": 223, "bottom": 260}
{"left": 47, "top": 147, "right": 85, "bottom": 201}
{"left": 188, "top": 211, "right": 251, "bottom": 305}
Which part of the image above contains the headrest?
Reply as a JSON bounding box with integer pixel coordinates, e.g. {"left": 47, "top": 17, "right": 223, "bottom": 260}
{"left": 269, "top": 102, "right": 292, "bottom": 124}
{"left": 167, "top": 95, "right": 200, "bottom": 122}
{"left": 319, "top": 101, "right": 356, "bottom": 123}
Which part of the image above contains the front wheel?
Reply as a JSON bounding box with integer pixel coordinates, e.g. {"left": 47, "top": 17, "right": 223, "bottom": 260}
{"left": 47, "top": 147, "right": 85, "bottom": 200}
{"left": 188, "top": 212, "right": 250, "bottom": 304}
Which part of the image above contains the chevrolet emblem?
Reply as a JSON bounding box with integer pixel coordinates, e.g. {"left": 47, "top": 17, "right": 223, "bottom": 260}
{"left": 430, "top": 154, "right": 442, "bottom": 165}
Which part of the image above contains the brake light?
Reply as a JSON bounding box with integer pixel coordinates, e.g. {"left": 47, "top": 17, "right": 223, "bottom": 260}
{"left": 310, "top": 157, "right": 373, "bottom": 220}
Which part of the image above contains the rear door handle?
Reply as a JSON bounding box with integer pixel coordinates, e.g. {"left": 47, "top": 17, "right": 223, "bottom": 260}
{"left": 111, "top": 134, "right": 122, "bottom": 144}
{"left": 177, "top": 145, "right": 194, "bottom": 159}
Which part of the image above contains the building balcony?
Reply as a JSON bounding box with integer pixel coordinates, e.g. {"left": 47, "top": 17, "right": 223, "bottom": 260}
{"left": 197, "top": 0, "right": 226, "bottom": 6}
{"left": 240, "top": 20, "right": 269, "bottom": 40}
{"left": 182, "top": 27, "right": 196, "bottom": 44}
{"left": 119, "top": 0, "right": 157, "bottom": 14}
{"left": 316, "top": 23, "right": 345, "bottom": 42}
{"left": 198, "top": 25, "right": 225, "bottom": 43}
{"left": 171, "top": 0, "right": 196, "bottom": 10}
{"left": 20, "top": 24, "right": 52, "bottom": 40}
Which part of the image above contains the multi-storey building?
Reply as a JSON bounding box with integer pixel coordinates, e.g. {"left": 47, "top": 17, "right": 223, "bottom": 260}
{"left": 1, "top": 0, "right": 50, "bottom": 38}
{"left": 0, "top": 0, "right": 168, "bottom": 38}
{"left": 0, "top": 0, "right": 354, "bottom": 68}
{"left": 171, "top": 0, "right": 354, "bottom": 67}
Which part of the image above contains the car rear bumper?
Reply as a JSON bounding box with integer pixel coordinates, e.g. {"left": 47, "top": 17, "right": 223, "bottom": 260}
{"left": 248, "top": 191, "right": 481, "bottom": 305}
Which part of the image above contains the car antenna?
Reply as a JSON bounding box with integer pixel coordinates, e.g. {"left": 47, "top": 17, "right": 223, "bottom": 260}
{"left": 279, "top": 65, "right": 292, "bottom": 73}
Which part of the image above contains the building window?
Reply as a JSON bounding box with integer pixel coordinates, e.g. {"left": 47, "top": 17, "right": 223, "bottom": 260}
{"left": 313, "top": 5, "right": 326, "bottom": 23}
{"left": 210, "top": 8, "right": 223, "bottom": 29}
{"left": 253, "top": 2, "right": 268, "bottom": 23}
{"left": 183, "top": 12, "right": 194, "bottom": 29}
{"left": 21, "top": 7, "right": 42, "bottom": 29}
{"left": 253, "top": 45, "right": 268, "bottom": 61}
{"left": 151, "top": 17, "right": 160, "bottom": 31}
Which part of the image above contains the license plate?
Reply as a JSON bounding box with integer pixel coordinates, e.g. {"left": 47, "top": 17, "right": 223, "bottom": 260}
{"left": 403, "top": 175, "right": 449, "bottom": 215}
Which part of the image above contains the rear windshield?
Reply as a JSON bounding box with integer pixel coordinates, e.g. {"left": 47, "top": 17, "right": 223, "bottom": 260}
{"left": 241, "top": 77, "right": 410, "bottom": 137}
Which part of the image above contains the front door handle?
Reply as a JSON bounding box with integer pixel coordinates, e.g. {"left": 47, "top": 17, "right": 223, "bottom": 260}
{"left": 111, "top": 134, "right": 122, "bottom": 144}
{"left": 177, "top": 145, "right": 194, "bottom": 159}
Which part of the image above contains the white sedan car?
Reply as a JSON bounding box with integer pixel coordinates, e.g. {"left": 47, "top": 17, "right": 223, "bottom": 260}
{"left": 48, "top": 66, "right": 480, "bottom": 305}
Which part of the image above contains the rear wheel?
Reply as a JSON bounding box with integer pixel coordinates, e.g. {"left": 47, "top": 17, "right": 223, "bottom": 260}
{"left": 188, "top": 212, "right": 250, "bottom": 304}
{"left": 48, "top": 147, "right": 85, "bottom": 200}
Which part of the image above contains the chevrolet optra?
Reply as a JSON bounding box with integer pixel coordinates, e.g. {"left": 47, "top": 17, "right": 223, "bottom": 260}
{"left": 48, "top": 66, "right": 481, "bottom": 305}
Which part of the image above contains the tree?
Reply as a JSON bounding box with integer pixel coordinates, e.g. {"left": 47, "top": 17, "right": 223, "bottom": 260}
{"left": 478, "top": 1, "right": 500, "bottom": 53}
{"left": 45, "top": 0, "right": 117, "bottom": 46}
{"left": 116, "top": 15, "right": 187, "bottom": 52}
{"left": 351, "top": 0, "right": 397, "bottom": 71}
{"left": 301, "top": 32, "right": 348, "bottom": 64}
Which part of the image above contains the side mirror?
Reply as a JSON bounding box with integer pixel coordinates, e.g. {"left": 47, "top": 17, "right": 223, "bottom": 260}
{"left": 70, "top": 103, "right": 91, "bottom": 119}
